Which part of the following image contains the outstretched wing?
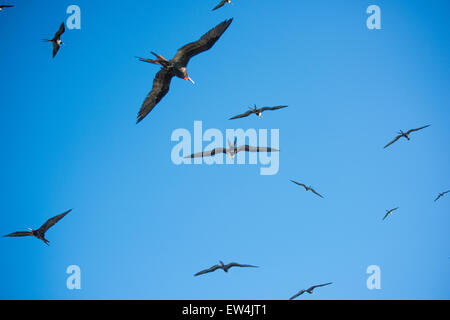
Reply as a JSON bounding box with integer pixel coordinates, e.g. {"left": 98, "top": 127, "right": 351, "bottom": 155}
{"left": 172, "top": 19, "right": 233, "bottom": 67}
{"left": 310, "top": 188, "right": 324, "bottom": 198}
{"left": 229, "top": 110, "right": 253, "bottom": 120}
{"left": 289, "top": 290, "right": 306, "bottom": 300}
{"left": 0, "top": 5, "right": 14, "bottom": 8}
{"left": 308, "top": 282, "right": 332, "bottom": 292}
{"left": 52, "top": 42, "right": 60, "bottom": 58}
{"left": 382, "top": 212, "right": 390, "bottom": 220}
{"left": 407, "top": 125, "right": 430, "bottom": 135}
{"left": 184, "top": 148, "right": 227, "bottom": 158}
{"left": 383, "top": 134, "right": 402, "bottom": 149}
{"left": 227, "top": 262, "right": 258, "bottom": 269}
{"left": 290, "top": 180, "right": 307, "bottom": 189}
{"left": 236, "top": 145, "right": 279, "bottom": 153}
{"left": 194, "top": 264, "right": 221, "bottom": 276}
{"left": 260, "top": 105, "right": 288, "bottom": 112}
{"left": 37, "top": 209, "right": 72, "bottom": 234}
{"left": 212, "top": 0, "right": 227, "bottom": 11}
{"left": 3, "top": 231, "right": 33, "bottom": 238}
{"left": 54, "top": 22, "right": 65, "bottom": 39}
{"left": 137, "top": 68, "right": 175, "bottom": 123}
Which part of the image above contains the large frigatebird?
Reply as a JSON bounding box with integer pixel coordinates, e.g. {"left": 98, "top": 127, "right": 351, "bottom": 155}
{"left": 0, "top": 5, "right": 14, "bottom": 12}
{"left": 135, "top": 19, "right": 233, "bottom": 123}
{"left": 289, "top": 283, "right": 333, "bottom": 300}
{"left": 213, "top": 0, "right": 232, "bottom": 11}
{"left": 43, "top": 22, "right": 65, "bottom": 58}
{"left": 184, "top": 137, "right": 278, "bottom": 159}
{"left": 382, "top": 207, "right": 399, "bottom": 220}
{"left": 3, "top": 209, "right": 72, "bottom": 245}
{"left": 290, "top": 180, "right": 324, "bottom": 198}
{"left": 229, "top": 105, "right": 288, "bottom": 120}
{"left": 194, "top": 261, "right": 258, "bottom": 276}
{"left": 383, "top": 125, "right": 430, "bottom": 149}
{"left": 435, "top": 191, "right": 450, "bottom": 202}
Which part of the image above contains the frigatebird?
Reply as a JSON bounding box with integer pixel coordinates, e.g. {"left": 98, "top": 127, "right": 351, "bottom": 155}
{"left": 289, "top": 282, "right": 333, "bottom": 300}
{"left": 3, "top": 209, "right": 72, "bottom": 245}
{"left": 229, "top": 105, "right": 288, "bottom": 120}
{"left": 435, "top": 191, "right": 450, "bottom": 202}
{"left": 383, "top": 125, "right": 430, "bottom": 149}
{"left": 382, "top": 207, "right": 399, "bottom": 220}
{"left": 0, "top": 5, "right": 14, "bottom": 12}
{"left": 290, "top": 180, "right": 324, "bottom": 198}
{"left": 43, "top": 22, "right": 65, "bottom": 58}
{"left": 135, "top": 19, "right": 233, "bottom": 123}
{"left": 184, "top": 137, "right": 278, "bottom": 159}
{"left": 194, "top": 261, "right": 258, "bottom": 276}
{"left": 213, "top": 0, "right": 232, "bottom": 11}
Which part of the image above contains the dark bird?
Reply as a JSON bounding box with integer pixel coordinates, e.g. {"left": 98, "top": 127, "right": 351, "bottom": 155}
{"left": 435, "top": 190, "right": 450, "bottom": 202}
{"left": 383, "top": 125, "right": 430, "bottom": 149}
{"left": 0, "top": 5, "right": 14, "bottom": 12}
{"left": 135, "top": 19, "right": 233, "bottom": 123}
{"left": 289, "top": 282, "right": 333, "bottom": 300}
{"left": 3, "top": 209, "right": 72, "bottom": 245}
{"left": 213, "top": 0, "right": 232, "bottom": 11}
{"left": 382, "top": 207, "right": 399, "bottom": 220}
{"left": 43, "top": 22, "right": 65, "bottom": 58}
{"left": 290, "top": 180, "right": 324, "bottom": 198}
{"left": 194, "top": 261, "right": 258, "bottom": 276}
{"left": 184, "top": 137, "right": 278, "bottom": 159}
{"left": 229, "top": 105, "right": 288, "bottom": 120}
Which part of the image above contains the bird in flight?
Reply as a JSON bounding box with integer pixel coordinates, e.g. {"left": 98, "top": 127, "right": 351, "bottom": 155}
{"left": 194, "top": 261, "right": 258, "bottom": 276}
{"left": 229, "top": 105, "right": 288, "bottom": 120}
{"left": 382, "top": 207, "right": 399, "bottom": 220}
{"left": 135, "top": 19, "right": 233, "bottom": 123}
{"left": 212, "top": 0, "right": 232, "bottom": 11}
{"left": 3, "top": 209, "right": 72, "bottom": 245}
{"left": 289, "top": 282, "right": 333, "bottom": 300}
{"left": 0, "top": 5, "right": 14, "bottom": 12}
{"left": 43, "top": 22, "right": 65, "bottom": 58}
{"left": 184, "top": 137, "right": 278, "bottom": 159}
{"left": 290, "top": 180, "right": 324, "bottom": 198}
{"left": 383, "top": 125, "right": 430, "bottom": 149}
{"left": 435, "top": 190, "right": 450, "bottom": 202}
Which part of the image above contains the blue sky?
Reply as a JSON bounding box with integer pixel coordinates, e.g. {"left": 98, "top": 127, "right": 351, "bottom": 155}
{"left": 0, "top": 0, "right": 449, "bottom": 300}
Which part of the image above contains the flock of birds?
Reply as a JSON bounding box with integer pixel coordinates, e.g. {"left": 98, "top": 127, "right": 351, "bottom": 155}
{"left": 1, "top": 2, "right": 448, "bottom": 300}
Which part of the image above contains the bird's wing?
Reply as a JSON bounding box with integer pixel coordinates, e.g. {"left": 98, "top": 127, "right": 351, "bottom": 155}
{"left": 237, "top": 145, "right": 279, "bottom": 153}
{"left": 212, "top": 0, "right": 227, "bottom": 11}
{"left": 229, "top": 110, "right": 253, "bottom": 120}
{"left": 260, "top": 105, "right": 288, "bottom": 112}
{"left": 172, "top": 19, "right": 233, "bottom": 67}
{"left": 0, "top": 5, "right": 14, "bottom": 8}
{"left": 383, "top": 134, "right": 402, "bottom": 149}
{"left": 3, "top": 231, "right": 33, "bottom": 238}
{"left": 184, "top": 148, "right": 227, "bottom": 158}
{"left": 52, "top": 42, "right": 60, "bottom": 58}
{"left": 309, "top": 282, "right": 332, "bottom": 291}
{"left": 407, "top": 125, "right": 430, "bottom": 134}
{"left": 434, "top": 194, "right": 441, "bottom": 202}
{"left": 310, "top": 188, "right": 324, "bottom": 198}
{"left": 54, "top": 22, "right": 65, "bottom": 39}
{"left": 227, "top": 262, "right": 258, "bottom": 269}
{"left": 37, "top": 209, "right": 72, "bottom": 233}
{"left": 137, "top": 68, "right": 175, "bottom": 123}
{"left": 382, "top": 212, "right": 390, "bottom": 220}
{"left": 290, "top": 180, "right": 307, "bottom": 188}
{"left": 391, "top": 207, "right": 399, "bottom": 212}
{"left": 289, "top": 290, "right": 305, "bottom": 300}
{"left": 194, "top": 264, "right": 221, "bottom": 276}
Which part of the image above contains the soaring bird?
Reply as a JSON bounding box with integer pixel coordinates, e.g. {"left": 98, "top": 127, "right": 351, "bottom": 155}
{"left": 383, "top": 125, "right": 430, "bottom": 149}
{"left": 0, "top": 5, "right": 14, "bottom": 12}
{"left": 194, "top": 261, "right": 258, "bottom": 276}
{"left": 43, "top": 22, "right": 65, "bottom": 58}
{"left": 435, "top": 190, "right": 450, "bottom": 202}
{"left": 184, "top": 137, "right": 278, "bottom": 159}
{"left": 229, "top": 105, "right": 288, "bottom": 120}
{"left": 289, "top": 283, "right": 333, "bottom": 300}
{"left": 3, "top": 209, "right": 72, "bottom": 245}
{"left": 135, "top": 19, "right": 233, "bottom": 123}
{"left": 382, "top": 207, "right": 399, "bottom": 220}
{"left": 290, "top": 180, "right": 324, "bottom": 198}
{"left": 212, "top": 0, "right": 232, "bottom": 11}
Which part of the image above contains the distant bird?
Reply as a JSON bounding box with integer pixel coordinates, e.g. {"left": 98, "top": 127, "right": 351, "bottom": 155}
{"left": 290, "top": 180, "right": 324, "bottom": 198}
{"left": 383, "top": 125, "right": 430, "bottom": 149}
{"left": 289, "top": 282, "right": 333, "bottom": 300}
{"left": 135, "top": 19, "right": 233, "bottom": 123}
{"left": 212, "top": 0, "right": 232, "bottom": 11}
{"left": 184, "top": 137, "right": 278, "bottom": 159}
{"left": 0, "top": 5, "right": 14, "bottom": 12}
{"left": 382, "top": 207, "right": 399, "bottom": 220}
{"left": 43, "top": 22, "right": 65, "bottom": 58}
{"left": 229, "top": 105, "right": 288, "bottom": 120}
{"left": 194, "top": 261, "right": 258, "bottom": 276}
{"left": 435, "top": 190, "right": 450, "bottom": 202}
{"left": 3, "top": 209, "right": 72, "bottom": 245}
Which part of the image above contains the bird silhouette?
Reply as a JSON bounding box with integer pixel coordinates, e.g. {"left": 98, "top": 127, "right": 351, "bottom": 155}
{"left": 194, "top": 261, "right": 258, "bottom": 276}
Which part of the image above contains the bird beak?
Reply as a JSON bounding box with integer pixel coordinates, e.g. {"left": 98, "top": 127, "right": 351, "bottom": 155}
{"left": 184, "top": 76, "right": 195, "bottom": 84}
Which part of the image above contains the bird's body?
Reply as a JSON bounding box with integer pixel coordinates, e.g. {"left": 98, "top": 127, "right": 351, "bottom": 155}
{"left": 43, "top": 22, "right": 65, "bottom": 58}
{"left": 289, "top": 283, "right": 332, "bottom": 300}
{"left": 229, "top": 105, "right": 288, "bottom": 120}
{"left": 435, "top": 191, "right": 450, "bottom": 202}
{"left": 383, "top": 207, "right": 399, "bottom": 220}
{"left": 135, "top": 19, "right": 233, "bottom": 123}
{"left": 213, "top": 0, "right": 232, "bottom": 11}
{"left": 3, "top": 209, "right": 72, "bottom": 245}
{"left": 0, "top": 5, "right": 14, "bottom": 12}
{"left": 194, "top": 261, "right": 258, "bottom": 276}
{"left": 185, "top": 137, "right": 278, "bottom": 159}
{"left": 290, "top": 180, "right": 324, "bottom": 198}
{"left": 384, "top": 125, "right": 430, "bottom": 149}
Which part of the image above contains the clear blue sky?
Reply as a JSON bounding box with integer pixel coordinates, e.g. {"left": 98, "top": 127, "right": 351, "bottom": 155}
{"left": 0, "top": 0, "right": 449, "bottom": 300}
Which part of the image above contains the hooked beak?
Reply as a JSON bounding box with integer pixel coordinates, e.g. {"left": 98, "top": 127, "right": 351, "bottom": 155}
{"left": 184, "top": 76, "right": 195, "bottom": 84}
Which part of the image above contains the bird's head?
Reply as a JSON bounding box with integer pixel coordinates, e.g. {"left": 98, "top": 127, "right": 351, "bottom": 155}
{"left": 180, "top": 68, "right": 194, "bottom": 84}
{"left": 219, "top": 261, "right": 225, "bottom": 267}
